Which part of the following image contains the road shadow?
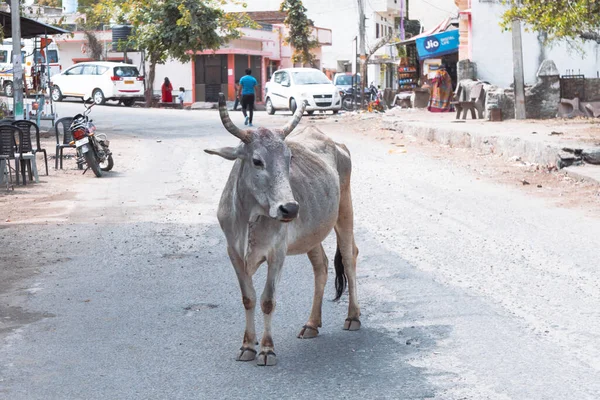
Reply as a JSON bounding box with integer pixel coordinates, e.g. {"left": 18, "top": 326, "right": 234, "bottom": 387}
{"left": 0, "top": 222, "right": 447, "bottom": 399}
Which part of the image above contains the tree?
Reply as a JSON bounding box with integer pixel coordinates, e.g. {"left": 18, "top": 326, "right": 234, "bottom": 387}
{"left": 96, "top": 0, "right": 252, "bottom": 106}
{"left": 358, "top": 29, "right": 394, "bottom": 107}
{"left": 35, "top": 0, "right": 61, "bottom": 7}
{"left": 501, "top": 0, "right": 600, "bottom": 44}
{"left": 280, "top": 0, "right": 319, "bottom": 67}
{"left": 83, "top": 31, "right": 104, "bottom": 61}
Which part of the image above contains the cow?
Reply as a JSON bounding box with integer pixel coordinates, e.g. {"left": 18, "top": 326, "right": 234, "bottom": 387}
{"left": 205, "top": 93, "right": 360, "bottom": 366}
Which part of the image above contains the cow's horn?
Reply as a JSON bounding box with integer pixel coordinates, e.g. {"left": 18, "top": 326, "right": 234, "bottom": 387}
{"left": 218, "top": 93, "right": 251, "bottom": 143}
{"left": 281, "top": 99, "right": 307, "bottom": 138}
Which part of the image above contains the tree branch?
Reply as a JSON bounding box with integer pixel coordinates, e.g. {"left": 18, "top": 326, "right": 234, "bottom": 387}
{"left": 367, "top": 30, "right": 394, "bottom": 59}
{"left": 578, "top": 31, "right": 600, "bottom": 43}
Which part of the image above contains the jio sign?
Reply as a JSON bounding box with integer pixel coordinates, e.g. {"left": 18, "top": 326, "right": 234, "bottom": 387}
{"left": 424, "top": 37, "right": 440, "bottom": 52}
{"left": 415, "top": 30, "right": 459, "bottom": 60}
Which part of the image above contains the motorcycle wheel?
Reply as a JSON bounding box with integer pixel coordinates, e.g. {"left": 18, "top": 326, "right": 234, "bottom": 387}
{"left": 84, "top": 151, "right": 103, "bottom": 177}
{"left": 100, "top": 155, "right": 114, "bottom": 171}
{"left": 342, "top": 96, "right": 355, "bottom": 111}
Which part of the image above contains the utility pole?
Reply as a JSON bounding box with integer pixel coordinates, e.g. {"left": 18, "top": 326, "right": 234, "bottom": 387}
{"left": 511, "top": 19, "right": 526, "bottom": 120}
{"left": 357, "top": 0, "right": 366, "bottom": 109}
{"left": 11, "top": 0, "right": 24, "bottom": 120}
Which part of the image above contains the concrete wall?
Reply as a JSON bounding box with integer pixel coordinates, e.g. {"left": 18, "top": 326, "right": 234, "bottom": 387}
{"left": 472, "top": 1, "right": 600, "bottom": 87}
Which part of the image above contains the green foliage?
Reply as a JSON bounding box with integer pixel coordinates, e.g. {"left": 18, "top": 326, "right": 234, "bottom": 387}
{"left": 35, "top": 0, "right": 61, "bottom": 7}
{"left": 280, "top": 0, "right": 318, "bottom": 67}
{"left": 501, "top": 0, "right": 600, "bottom": 44}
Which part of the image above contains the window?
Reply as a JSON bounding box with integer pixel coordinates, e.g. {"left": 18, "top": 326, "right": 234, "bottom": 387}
{"left": 281, "top": 72, "right": 290, "bottom": 86}
{"left": 82, "top": 65, "right": 96, "bottom": 75}
{"left": 34, "top": 50, "right": 59, "bottom": 64}
{"left": 0, "top": 51, "right": 8, "bottom": 63}
{"left": 376, "top": 23, "right": 380, "bottom": 38}
{"left": 291, "top": 70, "right": 330, "bottom": 85}
{"left": 97, "top": 66, "right": 109, "bottom": 75}
{"left": 65, "top": 65, "right": 84, "bottom": 75}
{"left": 113, "top": 66, "right": 139, "bottom": 77}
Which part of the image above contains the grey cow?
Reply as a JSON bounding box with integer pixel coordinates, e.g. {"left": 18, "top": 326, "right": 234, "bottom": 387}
{"left": 205, "top": 93, "right": 360, "bottom": 366}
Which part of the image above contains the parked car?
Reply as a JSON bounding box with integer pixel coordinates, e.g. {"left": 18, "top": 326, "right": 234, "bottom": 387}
{"left": 264, "top": 68, "right": 342, "bottom": 115}
{"left": 333, "top": 72, "right": 361, "bottom": 94}
{"left": 51, "top": 61, "right": 144, "bottom": 106}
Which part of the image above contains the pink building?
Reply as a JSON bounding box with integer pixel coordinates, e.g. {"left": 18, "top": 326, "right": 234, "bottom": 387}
{"left": 52, "top": 11, "right": 332, "bottom": 104}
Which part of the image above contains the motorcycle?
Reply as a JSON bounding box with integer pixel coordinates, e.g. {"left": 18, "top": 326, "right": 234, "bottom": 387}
{"left": 71, "top": 99, "right": 113, "bottom": 177}
{"left": 341, "top": 83, "right": 380, "bottom": 111}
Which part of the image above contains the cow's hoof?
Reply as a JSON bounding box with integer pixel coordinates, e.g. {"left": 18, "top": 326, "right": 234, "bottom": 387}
{"left": 297, "top": 325, "right": 319, "bottom": 339}
{"left": 257, "top": 350, "right": 277, "bottom": 366}
{"left": 343, "top": 317, "right": 361, "bottom": 331}
{"left": 236, "top": 347, "right": 257, "bottom": 361}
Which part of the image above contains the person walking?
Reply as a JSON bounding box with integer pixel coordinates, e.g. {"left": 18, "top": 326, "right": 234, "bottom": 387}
{"left": 161, "top": 77, "right": 173, "bottom": 103}
{"left": 239, "top": 68, "right": 257, "bottom": 127}
{"left": 233, "top": 80, "right": 240, "bottom": 111}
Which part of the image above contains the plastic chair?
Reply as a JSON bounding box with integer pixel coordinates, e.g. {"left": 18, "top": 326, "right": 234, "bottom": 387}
{"left": 0, "top": 125, "right": 23, "bottom": 188}
{"left": 12, "top": 120, "right": 42, "bottom": 181}
{"left": 54, "top": 117, "right": 75, "bottom": 170}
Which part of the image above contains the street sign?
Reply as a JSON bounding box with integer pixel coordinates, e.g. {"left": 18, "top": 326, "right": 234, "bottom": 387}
{"left": 415, "top": 30, "right": 459, "bottom": 60}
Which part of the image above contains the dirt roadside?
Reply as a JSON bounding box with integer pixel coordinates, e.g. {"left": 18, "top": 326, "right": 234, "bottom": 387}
{"left": 310, "top": 113, "right": 600, "bottom": 215}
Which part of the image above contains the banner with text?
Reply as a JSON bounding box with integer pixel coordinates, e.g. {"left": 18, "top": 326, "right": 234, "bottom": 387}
{"left": 415, "top": 29, "right": 459, "bottom": 60}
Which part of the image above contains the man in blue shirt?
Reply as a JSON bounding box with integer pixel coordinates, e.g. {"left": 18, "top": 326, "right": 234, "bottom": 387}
{"left": 239, "top": 68, "right": 258, "bottom": 127}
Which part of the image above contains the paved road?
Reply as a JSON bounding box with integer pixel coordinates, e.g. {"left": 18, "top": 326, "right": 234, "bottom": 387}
{"left": 1, "top": 103, "right": 599, "bottom": 399}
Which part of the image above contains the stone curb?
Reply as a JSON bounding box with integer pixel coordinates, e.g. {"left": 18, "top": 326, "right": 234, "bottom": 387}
{"left": 381, "top": 117, "right": 600, "bottom": 185}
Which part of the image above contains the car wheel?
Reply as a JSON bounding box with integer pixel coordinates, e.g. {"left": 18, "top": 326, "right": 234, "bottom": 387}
{"left": 332, "top": 110, "right": 339, "bottom": 114}
{"left": 51, "top": 85, "right": 63, "bottom": 102}
{"left": 266, "top": 98, "right": 276, "bottom": 115}
{"left": 4, "top": 81, "right": 13, "bottom": 97}
{"left": 122, "top": 99, "right": 135, "bottom": 107}
{"left": 93, "top": 89, "right": 106, "bottom": 105}
{"left": 307, "top": 110, "right": 315, "bottom": 116}
{"left": 290, "top": 98, "right": 297, "bottom": 114}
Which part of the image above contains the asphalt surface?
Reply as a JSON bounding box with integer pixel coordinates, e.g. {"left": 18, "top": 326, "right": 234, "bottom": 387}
{"left": 1, "top": 102, "right": 599, "bottom": 399}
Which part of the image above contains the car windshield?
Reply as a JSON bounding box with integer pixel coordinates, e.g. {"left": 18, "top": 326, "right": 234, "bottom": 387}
{"left": 292, "top": 71, "right": 331, "bottom": 85}
{"left": 114, "top": 66, "right": 139, "bottom": 77}
{"left": 335, "top": 75, "right": 360, "bottom": 86}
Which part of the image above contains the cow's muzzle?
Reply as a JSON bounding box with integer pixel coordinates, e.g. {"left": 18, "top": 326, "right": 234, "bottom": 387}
{"left": 277, "top": 202, "right": 299, "bottom": 222}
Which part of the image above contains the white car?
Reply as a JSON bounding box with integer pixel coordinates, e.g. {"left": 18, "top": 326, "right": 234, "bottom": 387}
{"left": 264, "top": 68, "right": 341, "bottom": 115}
{"left": 51, "top": 61, "right": 144, "bottom": 106}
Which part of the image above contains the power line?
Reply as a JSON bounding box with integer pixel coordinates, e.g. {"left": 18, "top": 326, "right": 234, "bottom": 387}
{"left": 417, "top": 0, "right": 458, "bottom": 16}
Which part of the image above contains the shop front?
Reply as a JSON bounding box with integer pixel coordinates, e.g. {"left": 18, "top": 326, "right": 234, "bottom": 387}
{"left": 396, "top": 18, "right": 459, "bottom": 108}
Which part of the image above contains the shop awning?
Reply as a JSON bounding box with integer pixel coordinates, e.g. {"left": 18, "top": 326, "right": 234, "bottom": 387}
{"left": 0, "top": 11, "right": 70, "bottom": 39}
{"left": 395, "top": 17, "right": 455, "bottom": 46}
{"left": 415, "top": 29, "right": 459, "bottom": 60}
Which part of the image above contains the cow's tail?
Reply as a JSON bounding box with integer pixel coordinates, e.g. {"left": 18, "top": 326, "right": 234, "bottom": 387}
{"left": 334, "top": 245, "right": 347, "bottom": 301}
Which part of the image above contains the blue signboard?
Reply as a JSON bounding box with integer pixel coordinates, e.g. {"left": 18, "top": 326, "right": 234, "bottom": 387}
{"left": 415, "top": 30, "right": 459, "bottom": 60}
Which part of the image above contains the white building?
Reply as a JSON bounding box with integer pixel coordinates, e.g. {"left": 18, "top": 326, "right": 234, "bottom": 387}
{"left": 466, "top": 0, "right": 600, "bottom": 87}
{"left": 225, "top": 0, "right": 404, "bottom": 88}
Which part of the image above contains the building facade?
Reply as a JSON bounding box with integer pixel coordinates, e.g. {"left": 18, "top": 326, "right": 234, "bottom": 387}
{"left": 51, "top": 13, "right": 331, "bottom": 104}
{"left": 457, "top": 0, "right": 600, "bottom": 87}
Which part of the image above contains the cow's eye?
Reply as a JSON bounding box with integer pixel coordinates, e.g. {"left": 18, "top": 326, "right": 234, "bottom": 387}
{"left": 252, "top": 158, "right": 264, "bottom": 168}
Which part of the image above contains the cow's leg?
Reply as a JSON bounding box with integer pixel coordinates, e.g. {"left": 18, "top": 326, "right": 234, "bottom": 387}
{"left": 298, "top": 244, "right": 328, "bottom": 339}
{"left": 228, "top": 247, "right": 258, "bottom": 362}
{"left": 257, "top": 249, "right": 285, "bottom": 366}
{"left": 335, "top": 187, "right": 361, "bottom": 331}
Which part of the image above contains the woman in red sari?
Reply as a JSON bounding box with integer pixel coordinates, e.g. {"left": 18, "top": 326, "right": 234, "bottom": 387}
{"left": 161, "top": 77, "right": 173, "bottom": 103}
{"left": 427, "top": 65, "right": 454, "bottom": 113}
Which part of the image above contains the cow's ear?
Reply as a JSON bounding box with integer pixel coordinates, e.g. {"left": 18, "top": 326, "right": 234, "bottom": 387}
{"left": 204, "top": 147, "right": 240, "bottom": 161}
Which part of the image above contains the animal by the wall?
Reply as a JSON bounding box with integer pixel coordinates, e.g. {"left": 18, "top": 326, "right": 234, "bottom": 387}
{"left": 205, "top": 93, "right": 360, "bottom": 366}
